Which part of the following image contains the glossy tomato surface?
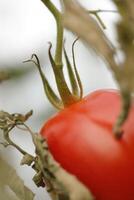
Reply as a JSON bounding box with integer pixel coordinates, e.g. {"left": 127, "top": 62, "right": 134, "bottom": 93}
{"left": 41, "top": 90, "right": 134, "bottom": 200}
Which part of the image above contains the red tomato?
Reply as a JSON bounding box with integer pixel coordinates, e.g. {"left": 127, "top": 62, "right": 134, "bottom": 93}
{"left": 40, "top": 90, "right": 134, "bottom": 200}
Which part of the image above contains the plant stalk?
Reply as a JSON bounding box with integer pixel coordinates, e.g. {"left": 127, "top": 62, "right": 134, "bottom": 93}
{"left": 41, "top": 0, "right": 78, "bottom": 107}
{"left": 41, "top": 0, "right": 63, "bottom": 65}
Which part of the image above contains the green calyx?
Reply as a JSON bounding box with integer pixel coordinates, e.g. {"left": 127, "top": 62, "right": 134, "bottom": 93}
{"left": 25, "top": 40, "right": 83, "bottom": 110}
{"left": 25, "top": 0, "right": 83, "bottom": 110}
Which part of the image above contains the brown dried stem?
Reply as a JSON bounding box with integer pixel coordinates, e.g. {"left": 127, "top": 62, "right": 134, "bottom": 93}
{"left": 61, "top": 0, "right": 134, "bottom": 137}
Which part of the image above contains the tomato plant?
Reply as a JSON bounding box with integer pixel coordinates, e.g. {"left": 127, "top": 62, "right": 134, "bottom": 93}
{"left": 41, "top": 90, "right": 134, "bottom": 200}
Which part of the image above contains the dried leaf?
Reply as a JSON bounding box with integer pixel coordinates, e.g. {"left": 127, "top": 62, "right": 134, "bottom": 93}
{"left": 0, "top": 156, "right": 35, "bottom": 200}
{"left": 112, "top": 0, "right": 134, "bottom": 92}
{"left": 62, "top": 0, "right": 134, "bottom": 133}
{"left": 33, "top": 135, "right": 94, "bottom": 200}
{"left": 62, "top": 0, "right": 119, "bottom": 75}
{"left": 0, "top": 187, "right": 19, "bottom": 200}
{"left": 20, "top": 154, "right": 34, "bottom": 166}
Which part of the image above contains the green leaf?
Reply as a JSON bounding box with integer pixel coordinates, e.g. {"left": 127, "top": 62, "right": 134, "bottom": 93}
{"left": 0, "top": 155, "right": 35, "bottom": 200}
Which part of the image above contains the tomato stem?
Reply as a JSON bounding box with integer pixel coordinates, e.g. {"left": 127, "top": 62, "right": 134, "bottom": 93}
{"left": 35, "top": 0, "right": 83, "bottom": 108}
{"left": 48, "top": 43, "right": 78, "bottom": 106}
{"left": 23, "top": 1, "right": 84, "bottom": 109}
{"left": 41, "top": 0, "right": 63, "bottom": 65}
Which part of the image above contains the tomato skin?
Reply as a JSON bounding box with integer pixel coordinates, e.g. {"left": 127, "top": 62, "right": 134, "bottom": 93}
{"left": 41, "top": 90, "right": 134, "bottom": 200}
